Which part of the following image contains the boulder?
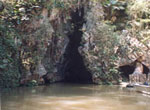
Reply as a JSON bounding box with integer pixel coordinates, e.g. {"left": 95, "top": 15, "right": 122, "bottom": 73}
{"left": 34, "top": 62, "right": 47, "bottom": 77}
{"left": 132, "top": 61, "right": 143, "bottom": 74}
{"left": 129, "top": 74, "right": 146, "bottom": 84}
{"left": 20, "top": 74, "right": 40, "bottom": 86}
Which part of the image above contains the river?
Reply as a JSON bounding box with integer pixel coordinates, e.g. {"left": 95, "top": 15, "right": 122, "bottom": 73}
{"left": 1, "top": 83, "right": 150, "bottom": 110}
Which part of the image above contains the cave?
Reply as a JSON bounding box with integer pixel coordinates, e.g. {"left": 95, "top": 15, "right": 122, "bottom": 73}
{"left": 143, "top": 64, "right": 149, "bottom": 74}
{"left": 119, "top": 63, "right": 149, "bottom": 80}
{"left": 119, "top": 65, "right": 135, "bottom": 80}
{"left": 59, "top": 7, "right": 92, "bottom": 83}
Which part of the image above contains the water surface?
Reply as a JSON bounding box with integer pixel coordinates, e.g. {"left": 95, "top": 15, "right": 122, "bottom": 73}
{"left": 1, "top": 83, "right": 150, "bottom": 110}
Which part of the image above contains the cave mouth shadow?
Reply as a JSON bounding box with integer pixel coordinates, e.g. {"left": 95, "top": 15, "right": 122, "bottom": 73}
{"left": 59, "top": 7, "right": 92, "bottom": 83}
{"left": 119, "top": 64, "right": 149, "bottom": 81}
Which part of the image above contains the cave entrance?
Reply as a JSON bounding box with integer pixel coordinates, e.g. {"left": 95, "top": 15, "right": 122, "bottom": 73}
{"left": 60, "top": 7, "right": 92, "bottom": 83}
{"left": 119, "top": 63, "right": 149, "bottom": 81}
{"left": 119, "top": 65, "right": 135, "bottom": 81}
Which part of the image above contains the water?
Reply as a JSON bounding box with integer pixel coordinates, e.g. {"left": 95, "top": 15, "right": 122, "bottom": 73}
{"left": 1, "top": 83, "right": 150, "bottom": 110}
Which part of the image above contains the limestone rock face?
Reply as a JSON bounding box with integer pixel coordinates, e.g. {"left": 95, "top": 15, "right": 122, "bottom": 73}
{"left": 129, "top": 74, "right": 147, "bottom": 84}
{"left": 19, "top": 0, "right": 150, "bottom": 84}
{"left": 19, "top": 7, "right": 66, "bottom": 82}
{"left": 34, "top": 62, "right": 47, "bottom": 77}
{"left": 80, "top": 1, "right": 121, "bottom": 83}
{"left": 79, "top": 1, "right": 150, "bottom": 83}
{"left": 148, "top": 74, "right": 150, "bottom": 83}
{"left": 19, "top": 3, "right": 79, "bottom": 83}
{"left": 118, "top": 30, "right": 150, "bottom": 67}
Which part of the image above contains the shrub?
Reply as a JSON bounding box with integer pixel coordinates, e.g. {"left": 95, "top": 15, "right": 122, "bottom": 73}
{"left": 0, "top": 20, "right": 21, "bottom": 88}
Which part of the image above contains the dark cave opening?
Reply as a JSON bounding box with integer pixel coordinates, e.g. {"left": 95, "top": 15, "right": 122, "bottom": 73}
{"left": 119, "top": 65, "right": 135, "bottom": 80}
{"left": 143, "top": 64, "right": 149, "bottom": 75}
{"left": 119, "top": 63, "right": 149, "bottom": 80}
{"left": 60, "top": 7, "right": 92, "bottom": 83}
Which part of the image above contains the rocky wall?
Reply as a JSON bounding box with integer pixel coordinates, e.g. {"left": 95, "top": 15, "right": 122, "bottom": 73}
{"left": 3, "top": 0, "right": 150, "bottom": 86}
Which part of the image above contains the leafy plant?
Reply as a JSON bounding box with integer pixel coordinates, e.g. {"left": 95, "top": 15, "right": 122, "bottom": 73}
{"left": 0, "top": 20, "right": 21, "bottom": 88}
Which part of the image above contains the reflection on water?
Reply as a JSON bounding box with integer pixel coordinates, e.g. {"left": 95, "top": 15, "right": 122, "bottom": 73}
{"left": 1, "top": 83, "right": 150, "bottom": 110}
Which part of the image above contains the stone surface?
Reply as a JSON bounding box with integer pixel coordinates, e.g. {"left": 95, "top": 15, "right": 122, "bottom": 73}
{"left": 129, "top": 74, "right": 146, "bottom": 84}
{"left": 148, "top": 74, "right": 150, "bottom": 83}
{"left": 20, "top": 74, "right": 40, "bottom": 85}
{"left": 43, "top": 73, "right": 63, "bottom": 83}
{"left": 19, "top": 6, "right": 70, "bottom": 82}
{"left": 132, "top": 62, "right": 143, "bottom": 74}
{"left": 139, "top": 74, "right": 147, "bottom": 83}
{"left": 13, "top": 0, "right": 150, "bottom": 84}
{"left": 34, "top": 62, "right": 47, "bottom": 77}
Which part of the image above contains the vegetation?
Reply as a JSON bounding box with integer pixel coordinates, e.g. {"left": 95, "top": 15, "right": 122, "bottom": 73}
{"left": 84, "top": 23, "right": 121, "bottom": 84}
{"left": 0, "top": 0, "right": 80, "bottom": 88}
{"left": 0, "top": 20, "right": 20, "bottom": 88}
{"left": 0, "top": 0, "right": 43, "bottom": 88}
{"left": 1, "top": 0, "right": 150, "bottom": 88}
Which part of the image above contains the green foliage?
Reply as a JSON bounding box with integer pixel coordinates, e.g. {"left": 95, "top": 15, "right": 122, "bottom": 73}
{"left": 102, "top": 0, "right": 126, "bottom": 10}
{"left": 45, "top": 0, "right": 79, "bottom": 11}
{"left": 123, "top": 0, "right": 150, "bottom": 58}
{"left": 0, "top": 0, "right": 50, "bottom": 88}
{"left": 128, "top": 0, "right": 150, "bottom": 19}
{"left": 52, "top": 0, "right": 65, "bottom": 8}
{"left": 83, "top": 23, "right": 121, "bottom": 84}
{"left": 26, "top": 80, "right": 38, "bottom": 87}
{"left": 0, "top": 20, "right": 21, "bottom": 88}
